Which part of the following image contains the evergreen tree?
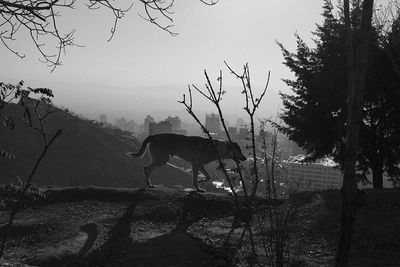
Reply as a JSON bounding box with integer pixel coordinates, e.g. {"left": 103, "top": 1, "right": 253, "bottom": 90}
{"left": 277, "top": 0, "right": 400, "bottom": 188}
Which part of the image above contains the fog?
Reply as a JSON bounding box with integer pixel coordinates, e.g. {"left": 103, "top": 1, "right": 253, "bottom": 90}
{"left": 1, "top": 0, "right": 325, "bottom": 125}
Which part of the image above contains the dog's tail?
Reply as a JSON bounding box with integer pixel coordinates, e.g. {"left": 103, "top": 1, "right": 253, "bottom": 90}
{"left": 126, "top": 135, "right": 153, "bottom": 158}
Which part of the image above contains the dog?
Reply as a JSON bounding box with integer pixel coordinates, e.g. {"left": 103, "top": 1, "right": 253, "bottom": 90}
{"left": 127, "top": 133, "right": 247, "bottom": 192}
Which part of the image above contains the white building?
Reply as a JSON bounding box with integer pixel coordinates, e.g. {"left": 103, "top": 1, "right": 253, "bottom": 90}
{"left": 282, "top": 155, "right": 343, "bottom": 192}
{"left": 205, "top": 113, "right": 221, "bottom": 134}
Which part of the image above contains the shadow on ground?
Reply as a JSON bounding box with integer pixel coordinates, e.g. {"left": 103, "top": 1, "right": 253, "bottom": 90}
{"left": 28, "top": 190, "right": 234, "bottom": 267}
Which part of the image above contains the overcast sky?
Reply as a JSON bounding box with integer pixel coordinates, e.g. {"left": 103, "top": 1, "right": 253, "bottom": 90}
{"left": 1, "top": 0, "right": 327, "bottom": 123}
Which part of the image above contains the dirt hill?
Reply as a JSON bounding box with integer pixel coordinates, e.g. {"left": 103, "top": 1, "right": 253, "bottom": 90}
{"left": 0, "top": 187, "right": 399, "bottom": 266}
{"left": 0, "top": 103, "right": 194, "bottom": 189}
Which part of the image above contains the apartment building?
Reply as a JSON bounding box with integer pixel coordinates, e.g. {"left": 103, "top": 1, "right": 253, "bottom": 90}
{"left": 282, "top": 155, "right": 342, "bottom": 191}
{"left": 149, "top": 121, "right": 172, "bottom": 136}
{"left": 205, "top": 113, "right": 221, "bottom": 134}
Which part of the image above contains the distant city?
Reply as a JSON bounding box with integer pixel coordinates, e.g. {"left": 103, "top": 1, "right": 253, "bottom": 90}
{"left": 94, "top": 112, "right": 393, "bottom": 192}
{"left": 98, "top": 112, "right": 252, "bottom": 141}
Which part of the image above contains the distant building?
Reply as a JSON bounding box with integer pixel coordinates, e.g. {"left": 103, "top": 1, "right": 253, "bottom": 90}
{"left": 205, "top": 113, "right": 221, "bottom": 134}
{"left": 282, "top": 155, "right": 342, "bottom": 192}
{"left": 228, "top": 127, "right": 237, "bottom": 138}
{"left": 235, "top": 118, "right": 245, "bottom": 130}
{"left": 114, "top": 118, "right": 138, "bottom": 135}
{"left": 149, "top": 120, "right": 172, "bottom": 135}
{"left": 126, "top": 120, "right": 138, "bottom": 133}
{"left": 165, "top": 116, "right": 182, "bottom": 131}
{"left": 115, "top": 117, "right": 127, "bottom": 130}
{"left": 238, "top": 127, "right": 248, "bottom": 139}
{"left": 181, "top": 121, "right": 201, "bottom": 136}
{"left": 144, "top": 115, "right": 155, "bottom": 134}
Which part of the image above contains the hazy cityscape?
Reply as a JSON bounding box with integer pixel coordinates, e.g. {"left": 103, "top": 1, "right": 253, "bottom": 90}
{"left": 95, "top": 109, "right": 394, "bottom": 193}
{"left": 96, "top": 111, "right": 351, "bottom": 193}
{"left": 107, "top": 113, "right": 249, "bottom": 140}
{"left": 1, "top": 0, "right": 399, "bottom": 266}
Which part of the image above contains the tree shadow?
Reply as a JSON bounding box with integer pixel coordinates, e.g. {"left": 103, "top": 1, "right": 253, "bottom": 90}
{"left": 28, "top": 189, "right": 236, "bottom": 266}
{"left": 106, "top": 191, "right": 224, "bottom": 266}
{"left": 175, "top": 191, "right": 209, "bottom": 232}
{"left": 27, "top": 222, "right": 99, "bottom": 266}
{"left": 85, "top": 188, "right": 146, "bottom": 266}
{"left": 78, "top": 223, "right": 99, "bottom": 256}
{"left": 221, "top": 208, "right": 256, "bottom": 266}
{"left": 174, "top": 191, "right": 254, "bottom": 266}
{"left": 27, "top": 189, "right": 146, "bottom": 267}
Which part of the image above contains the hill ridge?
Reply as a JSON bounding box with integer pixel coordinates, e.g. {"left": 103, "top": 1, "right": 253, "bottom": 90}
{"left": 0, "top": 103, "right": 193, "bottom": 189}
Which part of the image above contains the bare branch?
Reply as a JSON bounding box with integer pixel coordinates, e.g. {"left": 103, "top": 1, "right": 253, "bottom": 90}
{"left": 190, "top": 84, "right": 208, "bottom": 102}
{"left": 0, "top": 35, "right": 24, "bottom": 58}
{"left": 257, "top": 70, "right": 270, "bottom": 107}
{"left": 199, "top": 0, "right": 218, "bottom": 5}
{"left": 224, "top": 62, "right": 272, "bottom": 197}
{"left": 138, "top": 0, "right": 178, "bottom": 36}
{"left": 1, "top": 0, "right": 215, "bottom": 70}
{"left": 178, "top": 85, "right": 240, "bottom": 199}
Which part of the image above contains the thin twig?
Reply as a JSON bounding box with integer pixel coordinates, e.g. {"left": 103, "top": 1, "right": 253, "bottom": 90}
{"left": 1, "top": 0, "right": 216, "bottom": 70}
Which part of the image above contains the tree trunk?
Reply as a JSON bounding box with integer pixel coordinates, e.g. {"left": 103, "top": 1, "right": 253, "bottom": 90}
{"left": 372, "top": 164, "right": 384, "bottom": 189}
{"left": 335, "top": 0, "right": 374, "bottom": 266}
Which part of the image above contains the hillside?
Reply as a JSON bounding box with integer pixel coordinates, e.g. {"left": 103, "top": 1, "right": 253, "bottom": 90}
{"left": 0, "top": 103, "right": 193, "bottom": 188}
{"left": 0, "top": 187, "right": 399, "bottom": 266}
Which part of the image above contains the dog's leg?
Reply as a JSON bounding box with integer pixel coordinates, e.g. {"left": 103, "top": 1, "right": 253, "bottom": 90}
{"left": 192, "top": 165, "right": 205, "bottom": 192}
{"left": 144, "top": 145, "right": 169, "bottom": 189}
{"left": 143, "top": 164, "right": 156, "bottom": 188}
{"left": 198, "top": 166, "right": 213, "bottom": 183}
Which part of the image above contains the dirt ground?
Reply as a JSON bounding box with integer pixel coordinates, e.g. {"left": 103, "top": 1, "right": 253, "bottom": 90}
{"left": 0, "top": 187, "right": 399, "bottom": 266}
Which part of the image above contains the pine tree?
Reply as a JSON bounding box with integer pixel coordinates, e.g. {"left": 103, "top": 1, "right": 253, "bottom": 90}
{"left": 277, "top": 0, "right": 400, "bottom": 188}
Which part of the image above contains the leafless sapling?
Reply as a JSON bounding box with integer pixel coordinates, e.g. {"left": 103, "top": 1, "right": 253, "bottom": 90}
{"left": 0, "top": 83, "right": 62, "bottom": 258}
{"left": 179, "top": 63, "right": 273, "bottom": 264}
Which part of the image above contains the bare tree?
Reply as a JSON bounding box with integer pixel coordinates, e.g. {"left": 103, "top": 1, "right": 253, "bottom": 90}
{"left": 179, "top": 63, "right": 270, "bottom": 201}
{"left": 178, "top": 72, "right": 245, "bottom": 203}
{"left": 0, "top": 83, "right": 62, "bottom": 258}
{"left": 336, "top": 0, "right": 374, "bottom": 266}
{"left": 0, "top": 0, "right": 218, "bottom": 71}
{"left": 179, "top": 64, "right": 300, "bottom": 266}
{"left": 225, "top": 62, "right": 270, "bottom": 197}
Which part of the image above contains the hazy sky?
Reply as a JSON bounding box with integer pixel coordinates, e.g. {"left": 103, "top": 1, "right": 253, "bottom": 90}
{"left": 1, "top": 0, "right": 327, "bottom": 123}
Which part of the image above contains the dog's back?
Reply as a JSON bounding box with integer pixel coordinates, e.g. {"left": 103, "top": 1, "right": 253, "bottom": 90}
{"left": 146, "top": 134, "right": 219, "bottom": 165}
{"left": 127, "top": 133, "right": 246, "bottom": 191}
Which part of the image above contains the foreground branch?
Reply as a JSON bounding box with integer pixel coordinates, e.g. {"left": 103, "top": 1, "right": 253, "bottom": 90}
{"left": 0, "top": 0, "right": 218, "bottom": 71}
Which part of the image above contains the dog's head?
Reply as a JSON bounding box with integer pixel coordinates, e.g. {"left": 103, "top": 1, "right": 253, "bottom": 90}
{"left": 230, "top": 142, "right": 247, "bottom": 161}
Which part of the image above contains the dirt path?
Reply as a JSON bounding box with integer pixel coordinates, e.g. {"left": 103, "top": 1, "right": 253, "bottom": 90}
{"left": 1, "top": 187, "right": 399, "bottom": 266}
{"left": 0, "top": 188, "right": 235, "bottom": 266}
